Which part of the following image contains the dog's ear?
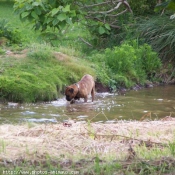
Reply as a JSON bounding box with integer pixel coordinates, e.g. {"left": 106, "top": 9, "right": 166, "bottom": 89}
{"left": 69, "top": 88, "right": 74, "bottom": 93}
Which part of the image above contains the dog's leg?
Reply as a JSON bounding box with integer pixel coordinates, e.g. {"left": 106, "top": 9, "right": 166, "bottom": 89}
{"left": 70, "top": 99, "right": 75, "bottom": 104}
{"left": 84, "top": 97, "right": 88, "bottom": 102}
{"left": 91, "top": 87, "right": 95, "bottom": 102}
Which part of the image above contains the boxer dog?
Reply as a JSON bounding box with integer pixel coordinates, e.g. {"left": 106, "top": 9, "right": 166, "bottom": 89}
{"left": 65, "top": 74, "right": 95, "bottom": 103}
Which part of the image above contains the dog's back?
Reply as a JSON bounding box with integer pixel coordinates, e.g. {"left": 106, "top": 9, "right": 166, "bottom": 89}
{"left": 65, "top": 74, "right": 95, "bottom": 103}
{"left": 80, "top": 74, "right": 95, "bottom": 91}
{"left": 78, "top": 74, "right": 95, "bottom": 101}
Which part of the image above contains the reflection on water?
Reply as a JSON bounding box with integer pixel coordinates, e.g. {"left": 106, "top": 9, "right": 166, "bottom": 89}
{"left": 0, "top": 85, "right": 175, "bottom": 124}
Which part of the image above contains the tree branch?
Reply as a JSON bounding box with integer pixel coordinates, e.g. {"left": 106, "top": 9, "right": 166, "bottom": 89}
{"left": 78, "top": 0, "right": 122, "bottom": 8}
{"left": 107, "top": 9, "right": 128, "bottom": 17}
{"left": 78, "top": 37, "right": 93, "bottom": 47}
{"left": 76, "top": 0, "right": 132, "bottom": 30}
{"left": 87, "top": 1, "right": 123, "bottom": 14}
{"left": 123, "top": 1, "right": 133, "bottom": 13}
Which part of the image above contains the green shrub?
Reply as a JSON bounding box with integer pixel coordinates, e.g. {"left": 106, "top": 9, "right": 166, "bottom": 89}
{"left": 129, "top": 0, "right": 158, "bottom": 16}
{"left": 103, "top": 40, "right": 161, "bottom": 88}
{"left": 0, "top": 19, "right": 22, "bottom": 45}
{"left": 89, "top": 40, "right": 162, "bottom": 89}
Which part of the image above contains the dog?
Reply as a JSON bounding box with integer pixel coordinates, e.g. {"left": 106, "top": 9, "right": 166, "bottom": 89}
{"left": 65, "top": 74, "right": 95, "bottom": 103}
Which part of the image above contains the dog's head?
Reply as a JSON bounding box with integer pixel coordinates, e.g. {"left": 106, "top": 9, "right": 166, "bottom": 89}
{"left": 65, "top": 85, "right": 78, "bottom": 101}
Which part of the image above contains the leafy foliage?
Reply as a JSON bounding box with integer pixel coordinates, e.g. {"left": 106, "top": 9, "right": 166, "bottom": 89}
{"left": 155, "top": 0, "right": 175, "bottom": 13}
{"left": 13, "top": 0, "right": 132, "bottom": 47}
{"left": 13, "top": 0, "right": 79, "bottom": 31}
{"left": 129, "top": 0, "right": 158, "bottom": 15}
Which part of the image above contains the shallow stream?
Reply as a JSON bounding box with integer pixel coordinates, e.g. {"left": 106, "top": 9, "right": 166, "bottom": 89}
{"left": 0, "top": 85, "right": 175, "bottom": 124}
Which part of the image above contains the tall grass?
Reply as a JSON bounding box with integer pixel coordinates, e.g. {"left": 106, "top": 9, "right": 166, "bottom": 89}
{"left": 137, "top": 15, "right": 175, "bottom": 63}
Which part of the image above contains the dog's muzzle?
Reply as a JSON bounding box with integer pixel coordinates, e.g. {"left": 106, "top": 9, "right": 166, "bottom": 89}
{"left": 66, "top": 95, "right": 71, "bottom": 101}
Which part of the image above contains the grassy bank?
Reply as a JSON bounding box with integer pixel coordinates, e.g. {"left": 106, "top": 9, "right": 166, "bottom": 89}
{"left": 0, "top": 44, "right": 95, "bottom": 102}
{"left": 1, "top": 119, "right": 175, "bottom": 174}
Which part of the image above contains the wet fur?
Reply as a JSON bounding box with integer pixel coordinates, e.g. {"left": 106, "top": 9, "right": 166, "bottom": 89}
{"left": 65, "top": 74, "right": 95, "bottom": 103}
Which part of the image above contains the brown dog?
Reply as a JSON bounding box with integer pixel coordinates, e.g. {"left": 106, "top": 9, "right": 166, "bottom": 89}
{"left": 65, "top": 74, "right": 95, "bottom": 103}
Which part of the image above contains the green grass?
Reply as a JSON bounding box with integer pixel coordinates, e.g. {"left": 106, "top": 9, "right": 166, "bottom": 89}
{"left": 0, "top": 43, "right": 95, "bottom": 102}
{"left": 0, "top": 1, "right": 40, "bottom": 44}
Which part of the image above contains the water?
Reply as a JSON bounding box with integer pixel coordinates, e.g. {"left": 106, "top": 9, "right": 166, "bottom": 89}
{"left": 0, "top": 85, "right": 175, "bottom": 124}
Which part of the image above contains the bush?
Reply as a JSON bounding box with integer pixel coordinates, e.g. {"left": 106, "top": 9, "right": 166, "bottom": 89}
{"left": 89, "top": 40, "right": 162, "bottom": 90}
{"left": 129, "top": 0, "right": 158, "bottom": 16}
{"left": 105, "top": 40, "right": 161, "bottom": 87}
{"left": 0, "top": 19, "right": 22, "bottom": 45}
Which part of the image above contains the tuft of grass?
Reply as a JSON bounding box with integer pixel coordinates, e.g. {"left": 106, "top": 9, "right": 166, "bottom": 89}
{"left": 0, "top": 48, "right": 6, "bottom": 55}
{"left": 27, "top": 43, "right": 54, "bottom": 61}
{"left": 0, "top": 139, "right": 6, "bottom": 153}
{"left": 26, "top": 122, "right": 36, "bottom": 129}
{"left": 168, "top": 141, "right": 175, "bottom": 156}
